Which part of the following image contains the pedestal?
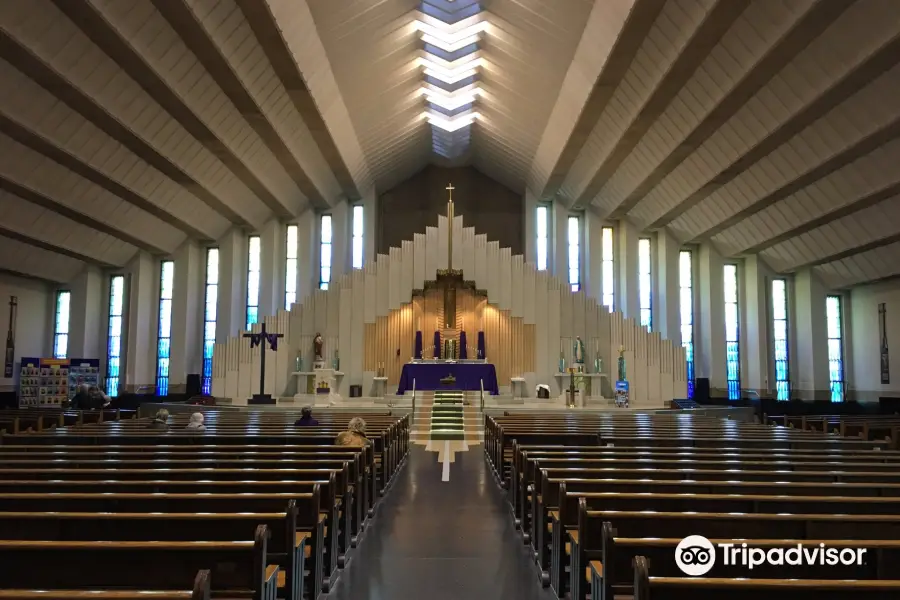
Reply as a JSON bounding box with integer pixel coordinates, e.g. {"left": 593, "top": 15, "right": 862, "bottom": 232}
{"left": 510, "top": 377, "right": 526, "bottom": 398}
{"left": 249, "top": 393, "right": 275, "bottom": 405}
{"left": 372, "top": 377, "right": 388, "bottom": 398}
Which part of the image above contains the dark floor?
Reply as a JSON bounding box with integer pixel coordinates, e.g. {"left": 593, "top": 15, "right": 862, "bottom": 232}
{"left": 327, "top": 445, "right": 557, "bottom": 600}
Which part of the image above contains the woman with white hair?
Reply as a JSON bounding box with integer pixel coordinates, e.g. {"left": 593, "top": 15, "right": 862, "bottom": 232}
{"left": 147, "top": 409, "right": 169, "bottom": 431}
{"left": 335, "top": 417, "right": 368, "bottom": 447}
{"left": 185, "top": 412, "right": 205, "bottom": 431}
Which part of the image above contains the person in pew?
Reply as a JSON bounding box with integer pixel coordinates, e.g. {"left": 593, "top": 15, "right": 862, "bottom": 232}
{"left": 87, "top": 386, "right": 111, "bottom": 410}
{"left": 185, "top": 412, "right": 206, "bottom": 431}
{"left": 148, "top": 409, "right": 170, "bottom": 431}
{"left": 294, "top": 406, "right": 319, "bottom": 427}
{"left": 68, "top": 384, "right": 91, "bottom": 410}
{"left": 336, "top": 417, "right": 369, "bottom": 447}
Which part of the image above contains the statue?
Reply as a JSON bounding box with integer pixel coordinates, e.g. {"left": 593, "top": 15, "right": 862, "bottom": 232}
{"left": 617, "top": 345, "right": 626, "bottom": 381}
{"left": 313, "top": 333, "right": 324, "bottom": 361}
{"left": 573, "top": 336, "right": 585, "bottom": 364}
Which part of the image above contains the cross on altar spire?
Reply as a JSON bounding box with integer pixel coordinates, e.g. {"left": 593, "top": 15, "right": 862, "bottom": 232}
{"left": 446, "top": 182, "right": 454, "bottom": 202}
{"left": 446, "top": 183, "right": 455, "bottom": 270}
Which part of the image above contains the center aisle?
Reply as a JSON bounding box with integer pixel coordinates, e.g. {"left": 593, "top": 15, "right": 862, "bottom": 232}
{"left": 328, "top": 445, "right": 556, "bottom": 600}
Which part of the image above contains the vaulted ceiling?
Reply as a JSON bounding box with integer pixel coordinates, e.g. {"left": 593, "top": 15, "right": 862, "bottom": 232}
{"left": 0, "top": 0, "right": 898, "bottom": 290}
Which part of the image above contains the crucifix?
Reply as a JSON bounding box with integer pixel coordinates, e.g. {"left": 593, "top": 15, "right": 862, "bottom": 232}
{"left": 243, "top": 322, "right": 284, "bottom": 405}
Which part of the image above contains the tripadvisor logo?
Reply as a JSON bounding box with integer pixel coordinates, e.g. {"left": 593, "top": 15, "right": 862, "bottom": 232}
{"left": 675, "top": 535, "right": 867, "bottom": 576}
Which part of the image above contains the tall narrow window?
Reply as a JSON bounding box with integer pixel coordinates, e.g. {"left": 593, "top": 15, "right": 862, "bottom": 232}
{"left": 826, "top": 295, "right": 845, "bottom": 402}
{"left": 352, "top": 205, "right": 364, "bottom": 269}
{"left": 285, "top": 225, "right": 298, "bottom": 310}
{"left": 246, "top": 235, "right": 260, "bottom": 330}
{"left": 536, "top": 204, "right": 549, "bottom": 271}
{"left": 156, "top": 260, "right": 174, "bottom": 396}
{"left": 106, "top": 275, "right": 125, "bottom": 397}
{"left": 320, "top": 215, "right": 332, "bottom": 290}
{"left": 202, "top": 248, "right": 218, "bottom": 395}
{"left": 53, "top": 290, "right": 71, "bottom": 359}
{"left": 724, "top": 264, "right": 740, "bottom": 400}
{"left": 772, "top": 279, "right": 790, "bottom": 401}
{"left": 602, "top": 227, "right": 614, "bottom": 311}
{"left": 638, "top": 238, "right": 652, "bottom": 331}
{"left": 679, "top": 250, "right": 694, "bottom": 398}
{"left": 568, "top": 215, "right": 580, "bottom": 292}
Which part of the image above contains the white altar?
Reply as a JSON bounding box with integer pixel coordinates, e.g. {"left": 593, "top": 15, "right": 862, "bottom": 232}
{"left": 292, "top": 368, "right": 344, "bottom": 403}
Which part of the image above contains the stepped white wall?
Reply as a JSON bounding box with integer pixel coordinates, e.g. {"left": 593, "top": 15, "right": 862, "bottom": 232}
{"left": 212, "top": 216, "right": 688, "bottom": 406}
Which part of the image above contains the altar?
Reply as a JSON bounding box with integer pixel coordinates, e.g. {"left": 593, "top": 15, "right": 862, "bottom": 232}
{"left": 398, "top": 361, "right": 499, "bottom": 395}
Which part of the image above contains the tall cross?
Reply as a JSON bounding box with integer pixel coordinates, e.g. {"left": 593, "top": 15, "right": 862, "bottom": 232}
{"left": 243, "top": 321, "right": 284, "bottom": 404}
{"left": 446, "top": 183, "right": 455, "bottom": 269}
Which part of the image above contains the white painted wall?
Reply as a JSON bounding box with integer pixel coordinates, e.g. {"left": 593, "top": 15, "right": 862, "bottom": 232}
{"left": 849, "top": 281, "right": 900, "bottom": 402}
{"left": 0, "top": 273, "right": 52, "bottom": 392}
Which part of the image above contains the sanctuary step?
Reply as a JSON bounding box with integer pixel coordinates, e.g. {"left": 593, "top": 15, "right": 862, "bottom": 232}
{"left": 431, "top": 392, "right": 465, "bottom": 441}
{"left": 409, "top": 392, "right": 485, "bottom": 443}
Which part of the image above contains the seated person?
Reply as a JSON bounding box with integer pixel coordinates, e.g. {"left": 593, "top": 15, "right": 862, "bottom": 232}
{"left": 185, "top": 412, "right": 205, "bottom": 431}
{"left": 335, "top": 417, "right": 368, "bottom": 447}
{"left": 147, "top": 409, "right": 169, "bottom": 431}
{"left": 86, "top": 385, "right": 111, "bottom": 410}
{"left": 68, "top": 384, "right": 91, "bottom": 409}
{"left": 294, "top": 406, "right": 319, "bottom": 426}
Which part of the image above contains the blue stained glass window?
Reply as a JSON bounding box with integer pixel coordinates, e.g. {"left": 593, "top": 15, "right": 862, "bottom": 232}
{"left": 602, "top": 227, "right": 614, "bottom": 311}
{"left": 286, "top": 225, "right": 298, "bottom": 310}
{"left": 536, "top": 205, "right": 549, "bottom": 271}
{"left": 679, "top": 251, "right": 694, "bottom": 398}
{"left": 53, "top": 290, "right": 71, "bottom": 359}
{"left": 826, "top": 295, "right": 845, "bottom": 402}
{"left": 156, "top": 261, "right": 174, "bottom": 396}
{"left": 639, "top": 238, "right": 651, "bottom": 331}
{"left": 106, "top": 275, "right": 125, "bottom": 397}
{"left": 202, "top": 248, "right": 218, "bottom": 395}
{"left": 568, "top": 215, "right": 580, "bottom": 292}
{"left": 352, "top": 205, "right": 364, "bottom": 269}
{"left": 246, "top": 236, "right": 260, "bottom": 330}
{"left": 320, "top": 215, "right": 332, "bottom": 290}
{"left": 724, "top": 264, "right": 740, "bottom": 400}
{"left": 772, "top": 279, "right": 790, "bottom": 400}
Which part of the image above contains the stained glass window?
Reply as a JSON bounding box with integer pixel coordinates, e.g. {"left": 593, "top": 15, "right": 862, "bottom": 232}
{"left": 724, "top": 264, "right": 740, "bottom": 400}
{"left": 156, "top": 260, "right": 174, "bottom": 396}
{"left": 106, "top": 275, "right": 125, "bottom": 397}
{"left": 320, "top": 215, "right": 332, "bottom": 290}
{"left": 568, "top": 215, "right": 580, "bottom": 292}
{"left": 679, "top": 250, "right": 694, "bottom": 398}
{"left": 285, "top": 225, "right": 298, "bottom": 310}
{"left": 246, "top": 235, "right": 260, "bottom": 329}
{"left": 53, "top": 290, "right": 70, "bottom": 359}
{"left": 536, "top": 204, "right": 549, "bottom": 271}
{"left": 202, "top": 248, "right": 218, "bottom": 395}
{"left": 639, "top": 238, "right": 652, "bottom": 331}
{"left": 826, "top": 295, "right": 845, "bottom": 402}
{"left": 602, "top": 227, "right": 614, "bottom": 311}
{"left": 352, "top": 205, "right": 364, "bottom": 269}
{"left": 772, "top": 279, "right": 790, "bottom": 401}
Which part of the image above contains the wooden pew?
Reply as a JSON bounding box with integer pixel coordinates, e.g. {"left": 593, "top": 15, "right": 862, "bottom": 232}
{"left": 0, "top": 491, "right": 329, "bottom": 597}
{"left": 0, "top": 526, "right": 278, "bottom": 600}
{"left": 0, "top": 569, "right": 210, "bottom": 600}
{"left": 0, "top": 509, "right": 309, "bottom": 600}
{"left": 630, "top": 556, "right": 900, "bottom": 600}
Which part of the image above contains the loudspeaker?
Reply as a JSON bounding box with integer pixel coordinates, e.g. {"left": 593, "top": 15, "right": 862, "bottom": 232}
{"left": 694, "top": 378, "right": 710, "bottom": 403}
{"left": 186, "top": 374, "right": 201, "bottom": 397}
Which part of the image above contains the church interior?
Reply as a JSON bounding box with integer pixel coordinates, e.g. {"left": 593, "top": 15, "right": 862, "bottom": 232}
{"left": 2, "top": 0, "right": 900, "bottom": 599}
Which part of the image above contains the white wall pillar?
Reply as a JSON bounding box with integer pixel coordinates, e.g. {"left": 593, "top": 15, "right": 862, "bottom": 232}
{"left": 68, "top": 266, "right": 103, "bottom": 360}
{"left": 125, "top": 251, "right": 155, "bottom": 391}
{"left": 743, "top": 255, "right": 771, "bottom": 395}
{"left": 216, "top": 228, "right": 246, "bottom": 341}
{"left": 296, "top": 209, "right": 317, "bottom": 300}
{"left": 795, "top": 268, "right": 830, "bottom": 400}
{"left": 655, "top": 229, "right": 680, "bottom": 343}
{"left": 331, "top": 200, "right": 350, "bottom": 280}
{"left": 553, "top": 199, "right": 567, "bottom": 279}
{"left": 524, "top": 189, "right": 537, "bottom": 266}
{"left": 168, "top": 240, "right": 202, "bottom": 392}
{"left": 617, "top": 218, "right": 639, "bottom": 321}
{"left": 583, "top": 207, "right": 603, "bottom": 303}
{"left": 363, "top": 189, "right": 377, "bottom": 268}
{"left": 259, "top": 218, "right": 283, "bottom": 319}
{"left": 697, "top": 243, "right": 726, "bottom": 391}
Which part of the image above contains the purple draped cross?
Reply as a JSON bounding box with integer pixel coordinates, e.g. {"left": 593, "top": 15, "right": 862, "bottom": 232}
{"left": 243, "top": 322, "right": 283, "bottom": 401}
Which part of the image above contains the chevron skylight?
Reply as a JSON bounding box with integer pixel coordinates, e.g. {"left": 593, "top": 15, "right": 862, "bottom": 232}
{"left": 417, "top": 1, "right": 485, "bottom": 155}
